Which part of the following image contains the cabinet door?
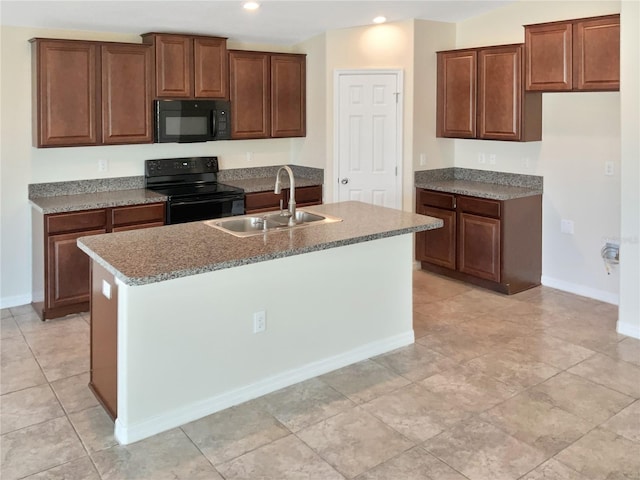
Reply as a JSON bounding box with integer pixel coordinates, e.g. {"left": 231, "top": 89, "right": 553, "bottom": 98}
{"left": 229, "top": 51, "right": 270, "bottom": 139}
{"left": 153, "top": 35, "right": 193, "bottom": 98}
{"left": 32, "top": 39, "right": 99, "bottom": 147}
{"left": 244, "top": 191, "right": 282, "bottom": 214}
{"left": 47, "top": 229, "right": 106, "bottom": 309}
{"left": 194, "top": 37, "right": 228, "bottom": 98}
{"left": 458, "top": 213, "right": 500, "bottom": 282}
{"left": 416, "top": 206, "right": 456, "bottom": 270}
{"left": 271, "top": 54, "right": 306, "bottom": 137}
{"left": 436, "top": 50, "right": 476, "bottom": 138}
{"left": 573, "top": 15, "right": 620, "bottom": 91}
{"left": 101, "top": 44, "right": 153, "bottom": 144}
{"left": 525, "top": 22, "right": 572, "bottom": 91}
{"left": 478, "top": 45, "right": 523, "bottom": 141}
{"left": 285, "top": 185, "right": 321, "bottom": 208}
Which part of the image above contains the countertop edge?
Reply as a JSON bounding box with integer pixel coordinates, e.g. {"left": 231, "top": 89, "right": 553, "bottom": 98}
{"left": 415, "top": 182, "right": 543, "bottom": 200}
{"left": 30, "top": 194, "right": 168, "bottom": 214}
{"left": 78, "top": 220, "right": 441, "bottom": 286}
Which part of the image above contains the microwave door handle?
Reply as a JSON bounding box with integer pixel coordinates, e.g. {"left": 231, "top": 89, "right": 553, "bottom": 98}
{"left": 211, "top": 111, "right": 217, "bottom": 138}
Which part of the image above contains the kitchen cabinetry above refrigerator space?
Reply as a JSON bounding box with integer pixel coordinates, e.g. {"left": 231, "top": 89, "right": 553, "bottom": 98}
{"left": 524, "top": 14, "right": 620, "bottom": 92}
{"left": 436, "top": 44, "right": 542, "bottom": 142}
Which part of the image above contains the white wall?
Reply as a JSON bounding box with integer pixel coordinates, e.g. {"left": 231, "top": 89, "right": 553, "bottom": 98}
{"left": 453, "top": 1, "right": 622, "bottom": 304}
{"left": 0, "top": 26, "right": 306, "bottom": 307}
{"left": 324, "top": 20, "right": 416, "bottom": 211}
{"left": 618, "top": 0, "right": 640, "bottom": 338}
{"left": 291, "top": 33, "right": 327, "bottom": 172}
{"left": 413, "top": 20, "right": 456, "bottom": 171}
{"left": 115, "top": 235, "right": 414, "bottom": 444}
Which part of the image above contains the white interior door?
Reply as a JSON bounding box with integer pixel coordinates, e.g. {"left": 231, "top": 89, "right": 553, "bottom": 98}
{"left": 335, "top": 70, "right": 402, "bottom": 208}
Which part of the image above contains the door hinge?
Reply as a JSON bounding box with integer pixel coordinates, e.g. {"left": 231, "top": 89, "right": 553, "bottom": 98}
{"left": 394, "top": 92, "right": 400, "bottom": 103}
{"left": 395, "top": 166, "right": 398, "bottom": 176}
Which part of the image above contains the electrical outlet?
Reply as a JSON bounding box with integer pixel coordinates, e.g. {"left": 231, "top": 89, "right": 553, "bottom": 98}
{"left": 246, "top": 152, "right": 253, "bottom": 162}
{"left": 419, "top": 153, "right": 427, "bottom": 166}
{"left": 605, "top": 161, "right": 614, "bottom": 176}
{"left": 102, "top": 279, "right": 111, "bottom": 299}
{"left": 561, "top": 219, "right": 574, "bottom": 235}
{"left": 478, "top": 153, "right": 486, "bottom": 164}
{"left": 253, "top": 310, "right": 266, "bottom": 333}
{"left": 489, "top": 154, "right": 496, "bottom": 165}
{"left": 98, "top": 159, "right": 109, "bottom": 172}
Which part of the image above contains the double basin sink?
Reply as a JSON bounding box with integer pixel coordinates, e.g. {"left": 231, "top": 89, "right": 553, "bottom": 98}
{"left": 205, "top": 209, "right": 342, "bottom": 237}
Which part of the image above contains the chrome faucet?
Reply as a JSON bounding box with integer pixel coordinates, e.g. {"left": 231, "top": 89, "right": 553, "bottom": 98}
{"left": 274, "top": 165, "right": 296, "bottom": 226}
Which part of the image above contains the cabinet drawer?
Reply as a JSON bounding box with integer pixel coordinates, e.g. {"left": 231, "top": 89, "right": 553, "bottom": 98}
{"left": 458, "top": 196, "right": 501, "bottom": 218}
{"left": 286, "top": 185, "right": 322, "bottom": 206}
{"left": 245, "top": 191, "right": 282, "bottom": 212}
{"left": 111, "top": 203, "right": 165, "bottom": 227}
{"left": 418, "top": 190, "right": 455, "bottom": 210}
{"left": 47, "top": 210, "right": 107, "bottom": 234}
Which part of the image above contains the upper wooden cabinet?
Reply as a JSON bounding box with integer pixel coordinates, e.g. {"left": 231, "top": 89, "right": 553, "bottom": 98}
{"left": 525, "top": 14, "right": 620, "bottom": 92}
{"left": 436, "top": 50, "right": 477, "bottom": 138}
{"left": 437, "top": 44, "right": 542, "bottom": 142}
{"left": 142, "top": 33, "right": 228, "bottom": 99}
{"left": 271, "top": 54, "right": 306, "bottom": 138}
{"left": 31, "top": 39, "right": 153, "bottom": 148}
{"left": 31, "top": 39, "right": 100, "bottom": 147}
{"left": 229, "top": 50, "right": 271, "bottom": 139}
{"left": 229, "top": 50, "right": 307, "bottom": 140}
{"left": 101, "top": 44, "right": 153, "bottom": 144}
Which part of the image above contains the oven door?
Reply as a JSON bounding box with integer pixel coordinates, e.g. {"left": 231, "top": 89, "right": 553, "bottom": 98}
{"left": 167, "top": 193, "right": 245, "bottom": 224}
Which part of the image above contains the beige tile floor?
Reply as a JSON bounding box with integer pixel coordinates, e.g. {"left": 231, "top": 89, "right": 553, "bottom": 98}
{"left": 1, "top": 270, "right": 639, "bottom": 480}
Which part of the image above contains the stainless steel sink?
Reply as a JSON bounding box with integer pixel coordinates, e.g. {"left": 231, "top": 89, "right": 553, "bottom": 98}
{"left": 204, "top": 209, "right": 342, "bottom": 237}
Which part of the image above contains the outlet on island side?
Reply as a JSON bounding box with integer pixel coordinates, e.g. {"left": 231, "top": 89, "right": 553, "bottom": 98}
{"left": 253, "top": 310, "right": 266, "bottom": 333}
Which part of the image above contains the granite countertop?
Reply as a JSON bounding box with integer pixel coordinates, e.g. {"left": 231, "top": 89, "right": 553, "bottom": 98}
{"left": 415, "top": 168, "right": 543, "bottom": 200}
{"left": 222, "top": 177, "right": 321, "bottom": 193}
{"left": 30, "top": 189, "right": 167, "bottom": 214}
{"left": 78, "top": 201, "right": 442, "bottom": 286}
{"left": 29, "top": 165, "right": 324, "bottom": 214}
{"left": 416, "top": 179, "right": 542, "bottom": 200}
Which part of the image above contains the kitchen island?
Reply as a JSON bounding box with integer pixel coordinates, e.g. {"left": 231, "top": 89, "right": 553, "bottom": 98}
{"left": 78, "top": 201, "right": 442, "bottom": 445}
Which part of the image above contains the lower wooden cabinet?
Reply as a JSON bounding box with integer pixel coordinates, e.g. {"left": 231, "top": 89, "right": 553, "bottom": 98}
{"left": 47, "top": 229, "right": 106, "bottom": 312}
{"left": 416, "top": 188, "right": 541, "bottom": 294}
{"left": 458, "top": 213, "right": 501, "bottom": 282}
{"left": 245, "top": 185, "right": 322, "bottom": 214}
{"left": 90, "top": 262, "right": 118, "bottom": 419}
{"left": 32, "top": 202, "right": 165, "bottom": 320}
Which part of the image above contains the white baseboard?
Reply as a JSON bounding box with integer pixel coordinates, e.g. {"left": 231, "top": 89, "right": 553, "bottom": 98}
{"left": 0, "top": 294, "right": 32, "bottom": 309}
{"left": 114, "top": 330, "right": 415, "bottom": 445}
{"left": 541, "top": 276, "right": 619, "bottom": 305}
{"left": 617, "top": 321, "right": 640, "bottom": 340}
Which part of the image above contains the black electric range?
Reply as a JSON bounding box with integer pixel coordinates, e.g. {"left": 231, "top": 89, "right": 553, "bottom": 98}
{"left": 144, "top": 157, "right": 245, "bottom": 225}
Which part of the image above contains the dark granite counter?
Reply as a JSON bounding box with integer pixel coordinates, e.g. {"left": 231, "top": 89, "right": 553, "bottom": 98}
{"left": 78, "top": 201, "right": 442, "bottom": 286}
{"left": 29, "top": 189, "right": 167, "bottom": 214}
{"left": 415, "top": 168, "right": 543, "bottom": 200}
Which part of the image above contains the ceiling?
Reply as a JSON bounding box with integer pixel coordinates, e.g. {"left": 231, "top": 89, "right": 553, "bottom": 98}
{"left": 0, "top": 0, "right": 514, "bottom": 45}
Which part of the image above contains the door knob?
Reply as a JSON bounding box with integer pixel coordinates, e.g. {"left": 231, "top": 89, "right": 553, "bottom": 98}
{"left": 341, "top": 178, "right": 349, "bottom": 184}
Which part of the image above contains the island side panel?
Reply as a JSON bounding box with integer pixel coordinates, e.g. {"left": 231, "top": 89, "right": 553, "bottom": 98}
{"left": 90, "top": 261, "right": 118, "bottom": 419}
{"left": 115, "top": 234, "right": 414, "bottom": 444}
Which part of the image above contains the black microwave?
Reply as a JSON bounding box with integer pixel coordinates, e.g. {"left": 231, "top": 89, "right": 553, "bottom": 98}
{"left": 154, "top": 99, "right": 231, "bottom": 143}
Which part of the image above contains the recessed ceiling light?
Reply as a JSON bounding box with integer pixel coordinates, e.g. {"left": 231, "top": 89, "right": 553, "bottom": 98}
{"left": 243, "top": 1, "right": 260, "bottom": 11}
{"left": 373, "top": 16, "right": 387, "bottom": 24}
